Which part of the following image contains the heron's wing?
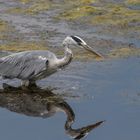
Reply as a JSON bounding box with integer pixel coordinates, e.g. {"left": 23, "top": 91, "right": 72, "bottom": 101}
{"left": 0, "top": 52, "right": 48, "bottom": 79}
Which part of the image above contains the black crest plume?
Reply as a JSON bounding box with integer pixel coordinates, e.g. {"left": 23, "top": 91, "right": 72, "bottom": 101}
{"left": 71, "top": 36, "right": 82, "bottom": 45}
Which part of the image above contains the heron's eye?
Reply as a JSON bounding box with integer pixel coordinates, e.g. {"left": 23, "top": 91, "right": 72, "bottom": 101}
{"left": 71, "top": 36, "right": 82, "bottom": 45}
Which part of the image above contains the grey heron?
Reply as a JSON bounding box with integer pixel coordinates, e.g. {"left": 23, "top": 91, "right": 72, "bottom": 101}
{"left": 0, "top": 36, "right": 103, "bottom": 88}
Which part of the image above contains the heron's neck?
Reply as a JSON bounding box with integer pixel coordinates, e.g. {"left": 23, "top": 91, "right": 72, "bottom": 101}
{"left": 57, "top": 46, "right": 73, "bottom": 68}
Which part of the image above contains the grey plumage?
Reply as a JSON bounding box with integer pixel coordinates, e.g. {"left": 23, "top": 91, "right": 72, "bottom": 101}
{"left": 0, "top": 50, "right": 55, "bottom": 80}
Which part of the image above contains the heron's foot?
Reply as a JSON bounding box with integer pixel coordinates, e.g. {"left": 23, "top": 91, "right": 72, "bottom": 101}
{"left": 21, "top": 82, "right": 40, "bottom": 91}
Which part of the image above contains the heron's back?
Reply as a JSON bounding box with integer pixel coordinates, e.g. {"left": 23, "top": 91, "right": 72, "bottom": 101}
{"left": 12, "top": 50, "right": 56, "bottom": 59}
{"left": 0, "top": 50, "right": 57, "bottom": 80}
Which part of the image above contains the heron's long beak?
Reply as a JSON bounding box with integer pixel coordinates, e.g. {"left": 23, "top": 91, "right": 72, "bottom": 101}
{"left": 82, "top": 44, "right": 103, "bottom": 58}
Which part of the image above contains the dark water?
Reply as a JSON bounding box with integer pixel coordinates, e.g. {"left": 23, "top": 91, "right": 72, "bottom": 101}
{"left": 0, "top": 0, "right": 140, "bottom": 140}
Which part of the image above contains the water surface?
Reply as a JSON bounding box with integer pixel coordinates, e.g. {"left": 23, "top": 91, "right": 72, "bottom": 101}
{"left": 0, "top": 0, "right": 140, "bottom": 140}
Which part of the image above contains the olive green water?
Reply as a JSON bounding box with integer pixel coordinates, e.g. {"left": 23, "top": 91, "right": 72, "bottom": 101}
{"left": 0, "top": 0, "right": 140, "bottom": 140}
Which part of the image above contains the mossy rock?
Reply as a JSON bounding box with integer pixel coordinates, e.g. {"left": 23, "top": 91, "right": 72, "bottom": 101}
{"left": 110, "top": 47, "right": 140, "bottom": 58}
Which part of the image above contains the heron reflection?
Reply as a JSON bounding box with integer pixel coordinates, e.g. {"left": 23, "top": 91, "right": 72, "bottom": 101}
{"left": 0, "top": 87, "right": 104, "bottom": 139}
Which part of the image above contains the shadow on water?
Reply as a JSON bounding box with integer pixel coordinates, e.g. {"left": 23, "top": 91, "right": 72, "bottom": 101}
{"left": 0, "top": 86, "right": 104, "bottom": 140}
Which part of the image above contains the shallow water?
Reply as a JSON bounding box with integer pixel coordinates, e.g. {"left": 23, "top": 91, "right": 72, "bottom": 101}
{"left": 0, "top": 58, "right": 140, "bottom": 140}
{"left": 0, "top": 0, "right": 140, "bottom": 140}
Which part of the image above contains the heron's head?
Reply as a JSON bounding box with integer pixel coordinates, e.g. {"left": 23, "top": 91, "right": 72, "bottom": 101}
{"left": 63, "top": 36, "right": 103, "bottom": 58}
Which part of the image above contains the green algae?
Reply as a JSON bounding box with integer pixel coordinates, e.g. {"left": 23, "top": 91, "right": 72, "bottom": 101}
{"left": 109, "top": 47, "right": 140, "bottom": 58}
{"left": 62, "top": 0, "right": 95, "bottom": 6}
{"left": 1, "top": 0, "right": 140, "bottom": 60}
{"left": 60, "top": 5, "right": 102, "bottom": 20}
{"left": 18, "top": 0, "right": 32, "bottom": 4}
{"left": 7, "top": 0, "right": 51, "bottom": 15}
{"left": 0, "top": 20, "right": 8, "bottom": 32}
{"left": 0, "top": 41, "right": 102, "bottom": 61}
{"left": 25, "top": 2, "right": 51, "bottom": 14}
{"left": 0, "top": 19, "right": 16, "bottom": 42}
{"left": 92, "top": 5, "right": 140, "bottom": 27}
{"left": 58, "top": 0, "right": 98, "bottom": 20}
{"left": 125, "top": 0, "right": 140, "bottom": 5}
{"left": 6, "top": 0, "right": 140, "bottom": 30}
{"left": 0, "top": 41, "right": 48, "bottom": 52}
{"left": 74, "top": 52, "right": 104, "bottom": 61}
{"left": 58, "top": 1, "right": 140, "bottom": 30}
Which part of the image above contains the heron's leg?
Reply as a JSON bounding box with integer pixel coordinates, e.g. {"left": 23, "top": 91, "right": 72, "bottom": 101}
{"left": 21, "top": 80, "right": 30, "bottom": 87}
{"left": 21, "top": 80, "right": 37, "bottom": 89}
{"left": 28, "top": 80, "right": 37, "bottom": 88}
